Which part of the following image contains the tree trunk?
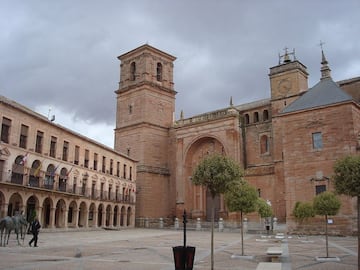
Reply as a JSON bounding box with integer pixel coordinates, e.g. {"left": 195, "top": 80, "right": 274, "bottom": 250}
{"left": 241, "top": 211, "right": 244, "bottom": 256}
{"left": 325, "top": 214, "right": 329, "bottom": 258}
{"left": 211, "top": 196, "right": 215, "bottom": 270}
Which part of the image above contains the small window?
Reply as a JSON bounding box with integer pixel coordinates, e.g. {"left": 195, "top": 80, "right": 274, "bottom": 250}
{"left": 19, "top": 124, "right": 29, "bottom": 149}
{"left": 260, "top": 135, "right": 270, "bottom": 154}
{"left": 156, "top": 62, "right": 162, "bottom": 81}
{"left": 84, "top": 149, "right": 89, "bottom": 168}
{"left": 116, "top": 161, "right": 120, "bottom": 177}
{"left": 312, "top": 132, "right": 323, "bottom": 149}
{"left": 254, "top": 112, "right": 259, "bottom": 123}
{"left": 108, "top": 184, "right": 112, "bottom": 200}
{"left": 93, "top": 153, "right": 98, "bottom": 171}
{"left": 263, "top": 110, "right": 269, "bottom": 121}
{"left": 62, "top": 141, "right": 69, "bottom": 161}
{"left": 50, "top": 136, "right": 57, "bottom": 158}
{"left": 35, "top": 131, "right": 43, "bottom": 153}
{"left": 316, "top": 185, "right": 326, "bottom": 195}
{"left": 1, "top": 117, "right": 11, "bottom": 143}
{"left": 110, "top": 159, "right": 113, "bottom": 175}
{"left": 123, "top": 164, "right": 127, "bottom": 179}
{"left": 130, "top": 62, "right": 136, "bottom": 81}
{"left": 128, "top": 104, "right": 133, "bottom": 114}
{"left": 74, "top": 145, "right": 80, "bottom": 165}
{"left": 244, "top": 114, "right": 250, "bottom": 125}
{"left": 102, "top": 156, "right": 106, "bottom": 173}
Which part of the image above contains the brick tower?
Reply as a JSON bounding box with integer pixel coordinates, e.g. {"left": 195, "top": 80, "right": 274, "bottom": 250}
{"left": 114, "top": 45, "right": 177, "bottom": 223}
{"left": 269, "top": 48, "right": 309, "bottom": 115}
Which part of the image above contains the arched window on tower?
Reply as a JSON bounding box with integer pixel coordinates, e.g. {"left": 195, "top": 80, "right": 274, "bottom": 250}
{"left": 156, "top": 62, "right": 162, "bottom": 81}
{"left": 260, "top": 135, "right": 270, "bottom": 154}
{"left": 130, "top": 62, "right": 136, "bottom": 81}
{"left": 254, "top": 111, "right": 259, "bottom": 123}
{"left": 263, "top": 110, "right": 269, "bottom": 121}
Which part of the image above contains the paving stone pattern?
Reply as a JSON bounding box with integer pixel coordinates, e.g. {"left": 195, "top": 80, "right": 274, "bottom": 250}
{"left": 0, "top": 229, "right": 357, "bottom": 270}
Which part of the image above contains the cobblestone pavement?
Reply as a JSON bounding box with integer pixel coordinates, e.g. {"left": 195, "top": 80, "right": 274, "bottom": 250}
{"left": 0, "top": 228, "right": 357, "bottom": 270}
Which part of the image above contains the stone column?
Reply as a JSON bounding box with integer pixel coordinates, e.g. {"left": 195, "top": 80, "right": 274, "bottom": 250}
{"left": 74, "top": 208, "right": 80, "bottom": 228}
{"left": 2, "top": 203, "right": 9, "bottom": 217}
{"left": 116, "top": 211, "right": 120, "bottom": 228}
{"left": 37, "top": 206, "right": 43, "bottom": 224}
{"left": 49, "top": 207, "right": 56, "bottom": 228}
{"left": 101, "top": 210, "right": 106, "bottom": 227}
{"left": 93, "top": 210, "right": 98, "bottom": 228}
{"left": 199, "top": 186, "right": 203, "bottom": 210}
{"left": 109, "top": 211, "right": 114, "bottom": 227}
{"left": 64, "top": 209, "right": 69, "bottom": 229}
{"left": 84, "top": 209, "right": 89, "bottom": 228}
{"left": 24, "top": 168, "right": 30, "bottom": 186}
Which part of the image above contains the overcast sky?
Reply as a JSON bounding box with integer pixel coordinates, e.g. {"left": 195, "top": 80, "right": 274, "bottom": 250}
{"left": 1, "top": 1, "right": 359, "bottom": 148}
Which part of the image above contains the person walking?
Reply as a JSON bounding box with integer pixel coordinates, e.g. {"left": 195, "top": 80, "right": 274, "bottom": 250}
{"left": 29, "top": 217, "right": 41, "bottom": 247}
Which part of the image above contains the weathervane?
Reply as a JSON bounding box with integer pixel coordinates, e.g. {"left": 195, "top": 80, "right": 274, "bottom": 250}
{"left": 278, "top": 47, "right": 296, "bottom": 64}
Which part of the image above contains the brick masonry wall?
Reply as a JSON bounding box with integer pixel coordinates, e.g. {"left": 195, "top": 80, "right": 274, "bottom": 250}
{"left": 279, "top": 103, "right": 358, "bottom": 232}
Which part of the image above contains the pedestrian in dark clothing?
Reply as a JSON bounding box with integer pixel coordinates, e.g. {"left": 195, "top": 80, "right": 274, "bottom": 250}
{"left": 29, "top": 218, "right": 41, "bottom": 247}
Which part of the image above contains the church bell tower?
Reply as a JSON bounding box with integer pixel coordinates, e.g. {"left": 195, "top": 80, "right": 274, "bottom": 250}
{"left": 114, "top": 44, "right": 177, "bottom": 221}
{"left": 269, "top": 48, "right": 309, "bottom": 115}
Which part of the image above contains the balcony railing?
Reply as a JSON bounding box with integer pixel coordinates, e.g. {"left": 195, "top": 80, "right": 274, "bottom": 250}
{"left": 2, "top": 172, "right": 135, "bottom": 204}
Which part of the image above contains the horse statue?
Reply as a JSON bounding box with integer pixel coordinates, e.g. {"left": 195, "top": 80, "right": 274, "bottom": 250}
{"left": 0, "top": 213, "right": 28, "bottom": 246}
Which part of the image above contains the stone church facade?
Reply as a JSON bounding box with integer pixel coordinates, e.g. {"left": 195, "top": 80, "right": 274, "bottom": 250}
{"left": 2, "top": 44, "right": 358, "bottom": 234}
{"left": 115, "top": 44, "right": 360, "bottom": 233}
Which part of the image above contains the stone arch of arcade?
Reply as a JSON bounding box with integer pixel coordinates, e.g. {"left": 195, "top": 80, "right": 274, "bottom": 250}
{"left": 181, "top": 136, "right": 228, "bottom": 221}
{"left": 0, "top": 188, "right": 135, "bottom": 229}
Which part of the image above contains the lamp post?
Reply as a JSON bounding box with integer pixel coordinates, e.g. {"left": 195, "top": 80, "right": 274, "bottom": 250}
{"left": 183, "top": 210, "right": 187, "bottom": 247}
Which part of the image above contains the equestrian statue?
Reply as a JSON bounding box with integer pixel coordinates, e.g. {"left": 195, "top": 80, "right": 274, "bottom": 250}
{"left": 0, "top": 212, "right": 28, "bottom": 246}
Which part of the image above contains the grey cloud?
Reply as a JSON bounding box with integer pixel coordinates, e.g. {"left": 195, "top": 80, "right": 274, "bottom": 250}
{"left": 1, "top": 0, "right": 359, "bottom": 128}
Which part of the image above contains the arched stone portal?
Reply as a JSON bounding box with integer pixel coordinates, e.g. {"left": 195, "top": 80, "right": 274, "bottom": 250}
{"left": 68, "top": 201, "right": 77, "bottom": 228}
{"left": 120, "top": 206, "right": 125, "bottom": 226}
{"left": 182, "top": 137, "right": 226, "bottom": 221}
{"left": 79, "top": 202, "right": 87, "bottom": 227}
{"left": 26, "top": 196, "right": 38, "bottom": 222}
{"left": 42, "top": 198, "right": 52, "bottom": 228}
{"left": 113, "top": 205, "right": 118, "bottom": 227}
{"left": 55, "top": 199, "right": 66, "bottom": 228}
{"left": 97, "top": 204, "right": 103, "bottom": 227}
{"left": 8, "top": 192, "right": 23, "bottom": 216}
{"left": 88, "top": 203, "right": 96, "bottom": 227}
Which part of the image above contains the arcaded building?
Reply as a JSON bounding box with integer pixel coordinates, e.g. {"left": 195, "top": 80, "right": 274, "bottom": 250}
{"left": 115, "top": 44, "right": 360, "bottom": 233}
{"left": 0, "top": 96, "right": 137, "bottom": 229}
